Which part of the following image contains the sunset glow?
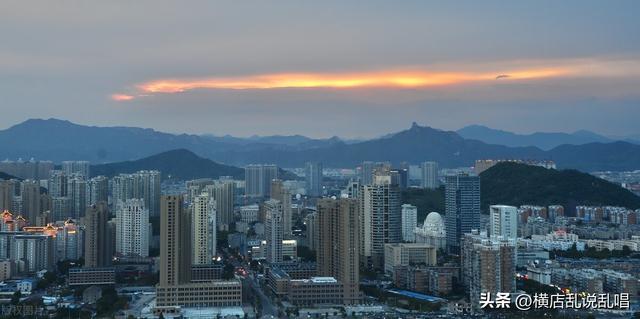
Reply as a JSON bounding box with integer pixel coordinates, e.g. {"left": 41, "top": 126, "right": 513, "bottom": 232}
{"left": 111, "top": 94, "right": 135, "bottom": 101}
{"left": 135, "top": 68, "right": 568, "bottom": 94}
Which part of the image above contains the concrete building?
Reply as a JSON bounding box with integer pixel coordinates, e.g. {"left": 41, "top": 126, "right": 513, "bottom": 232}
{"left": 264, "top": 199, "right": 284, "bottom": 264}
{"left": 83, "top": 202, "right": 112, "bottom": 268}
{"left": 155, "top": 195, "right": 242, "bottom": 310}
{"left": 111, "top": 171, "right": 161, "bottom": 216}
{"left": 116, "top": 198, "right": 150, "bottom": 257}
{"left": 20, "top": 180, "right": 41, "bottom": 223}
{"left": 490, "top": 205, "right": 518, "bottom": 239}
{"left": 304, "top": 211, "right": 318, "bottom": 251}
{"left": 401, "top": 204, "right": 417, "bottom": 242}
{"left": 421, "top": 161, "right": 438, "bottom": 189}
{"left": 461, "top": 230, "right": 516, "bottom": 310}
{"left": 191, "top": 193, "right": 216, "bottom": 265}
{"left": 86, "top": 176, "right": 108, "bottom": 207}
{"left": 206, "top": 181, "right": 234, "bottom": 229}
{"left": 383, "top": 243, "right": 437, "bottom": 276}
{"left": 271, "top": 180, "right": 292, "bottom": 238}
{"left": 359, "top": 172, "right": 401, "bottom": 269}
{"left": 239, "top": 204, "right": 259, "bottom": 223}
{"left": 414, "top": 212, "right": 446, "bottom": 250}
{"left": 68, "top": 268, "right": 116, "bottom": 286}
{"left": 305, "top": 162, "right": 323, "bottom": 197}
{"left": 244, "top": 164, "right": 278, "bottom": 197}
{"left": 61, "top": 161, "right": 90, "bottom": 178}
{"left": 317, "top": 198, "right": 360, "bottom": 304}
{"left": 445, "top": 174, "right": 480, "bottom": 254}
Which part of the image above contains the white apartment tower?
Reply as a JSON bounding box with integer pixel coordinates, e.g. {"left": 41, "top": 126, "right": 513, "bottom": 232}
{"left": 116, "top": 198, "right": 150, "bottom": 257}
{"left": 192, "top": 193, "right": 217, "bottom": 265}
{"left": 401, "top": 204, "right": 418, "bottom": 242}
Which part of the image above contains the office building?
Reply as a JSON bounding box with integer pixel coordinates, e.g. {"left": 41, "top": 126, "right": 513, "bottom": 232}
{"left": 421, "top": 161, "right": 438, "bottom": 189}
{"left": 317, "top": 198, "right": 360, "bottom": 304}
{"left": 305, "top": 162, "right": 323, "bottom": 197}
{"left": 461, "top": 230, "right": 516, "bottom": 309}
{"left": 359, "top": 172, "right": 401, "bottom": 269}
{"left": 84, "top": 202, "right": 112, "bottom": 268}
{"left": 489, "top": 205, "right": 518, "bottom": 239}
{"left": 445, "top": 174, "right": 480, "bottom": 254}
{"left": 245, "top": 164, "right": 278, "bottom": 197}
{"left": 116, "top": 199, "right": 150, "bottom": 257}
{"left": 264, "top": 199, "right": 284, "bottom": 264}
{"left": 191, "top": 193, "right": 217, "bottom": 265}
{"left": 401, "top": 204, "right": 417, "bottom": 242}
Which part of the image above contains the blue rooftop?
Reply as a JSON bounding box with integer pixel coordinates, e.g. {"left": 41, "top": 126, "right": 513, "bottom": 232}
{"left": 387, "top": 289, "right": 446, "bottom": 302}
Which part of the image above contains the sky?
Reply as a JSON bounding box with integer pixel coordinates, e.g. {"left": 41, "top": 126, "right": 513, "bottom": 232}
{"left": 1, "top": 1, "right": 640, "bottom": 139}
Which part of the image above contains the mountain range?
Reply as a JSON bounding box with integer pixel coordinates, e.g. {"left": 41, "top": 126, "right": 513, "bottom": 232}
{"left": 457, "top": 125, "right": 639, "bottom": 150}
{"left": 90, "top": 149, "right": 300, "bottom": 180}
{"left": 2, "top": 118, "right": 640, "bottom": 171}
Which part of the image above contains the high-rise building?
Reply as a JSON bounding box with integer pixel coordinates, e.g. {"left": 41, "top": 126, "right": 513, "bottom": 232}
{"left": 86, "top": 176, "right": 108, "bottom": 206}
{"left": 421, "top": 161, "right": 438, "bottom": 189}
{"left": 401, "top": 204, "right": 418, "bottom": 242}
{"left": 0, "top": 180, "right": 14, "bottom": 212}
{"left": 390, "top": 168, "right": 408, "bottom": 190}
{"left": 50, "top": 197, "right": 71, "bottom": 222}
{"left": 489, "top": 205, "right": 518, "bottom": 240}
{"left": 359, "top": 172, "right": 402, "bottom": 269}
{"left": 305, "top": 162, "right": 323, "bottom": 197}
{"left": 48, "top": 170, "right": 68, "bottom": 198}
{"left": 11, "top": 234, "right": 55, "bottom": 273}
{"left": 159, "top": 195, "right": 192, "bottom": 286}
{"left": 191, "top": 193, "right": 217, "bottom": 265}
{"left": 20, "top": 180, "right": 41, "bottom": 223}
{"left": 304, "top": 212, "right": 318, "bottom": 251}
{"left": 205, "top": 181, "right": 234, "bottom": 229}
{"left": 271, "top": 180, "right": 292, "bottom": 238}
{"left": 244, "top": 164, "right": 278, "bottom": 197}
{"left": 62, "top": 161, "right": 90, "bottom": 178}
{"left": 111, "top": 171, "right": 161, "bottom": 216}
{"left": 264, "top": 199, "right": 283, "bottom": 264}
{"left": 116, "top": 199, "right": 150, "bottom": 257}
{"left": 0, "top": 160, "right": 54, "bottom": 180}
{"left": 67, "top": 176, "right": 87, "bottom": 219}
{"left": 83, "top": 202, "right": 112, "bottom": 268}
{"left": 317, "top": 198, "right": 360, "bottom": 304}
{"left": 359, "top": 161, "right": 389, "bottom": 186}
{"left": 155, "top": 195, "right": 242, "bottom": 310}
{"left": 445, "top": 174, "right": 480, "bottom": 254}
{"left": 462, "top": 230, "right": 516, "bottom": 310}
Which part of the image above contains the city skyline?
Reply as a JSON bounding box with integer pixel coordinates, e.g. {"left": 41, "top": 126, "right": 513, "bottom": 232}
{"left": 2, "top": 1, "right": 640, "bottom": 138}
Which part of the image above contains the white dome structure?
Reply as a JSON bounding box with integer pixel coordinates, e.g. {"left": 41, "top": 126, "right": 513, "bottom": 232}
{"left": 414, "top": 212, "right": 446, "bottom": 250}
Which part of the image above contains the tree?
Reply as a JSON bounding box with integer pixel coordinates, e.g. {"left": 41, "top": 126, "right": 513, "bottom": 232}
{"left": 11, "top": 291, "right": 21, "bottom": 305}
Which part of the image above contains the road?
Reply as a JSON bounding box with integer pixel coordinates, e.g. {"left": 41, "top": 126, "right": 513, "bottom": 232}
{"left": 248, "top": 275, "right": 278, "bottom": 318}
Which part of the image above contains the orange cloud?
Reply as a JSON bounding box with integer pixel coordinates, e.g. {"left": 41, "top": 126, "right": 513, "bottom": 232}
{"left": 111, "top": 94, "right": 135, "bottom": 101}
{"left": 110, "top": 57, "right": 640, "bottom": 101}
{"left": 135, "top": 68, "right": 567, "bottom": 94}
